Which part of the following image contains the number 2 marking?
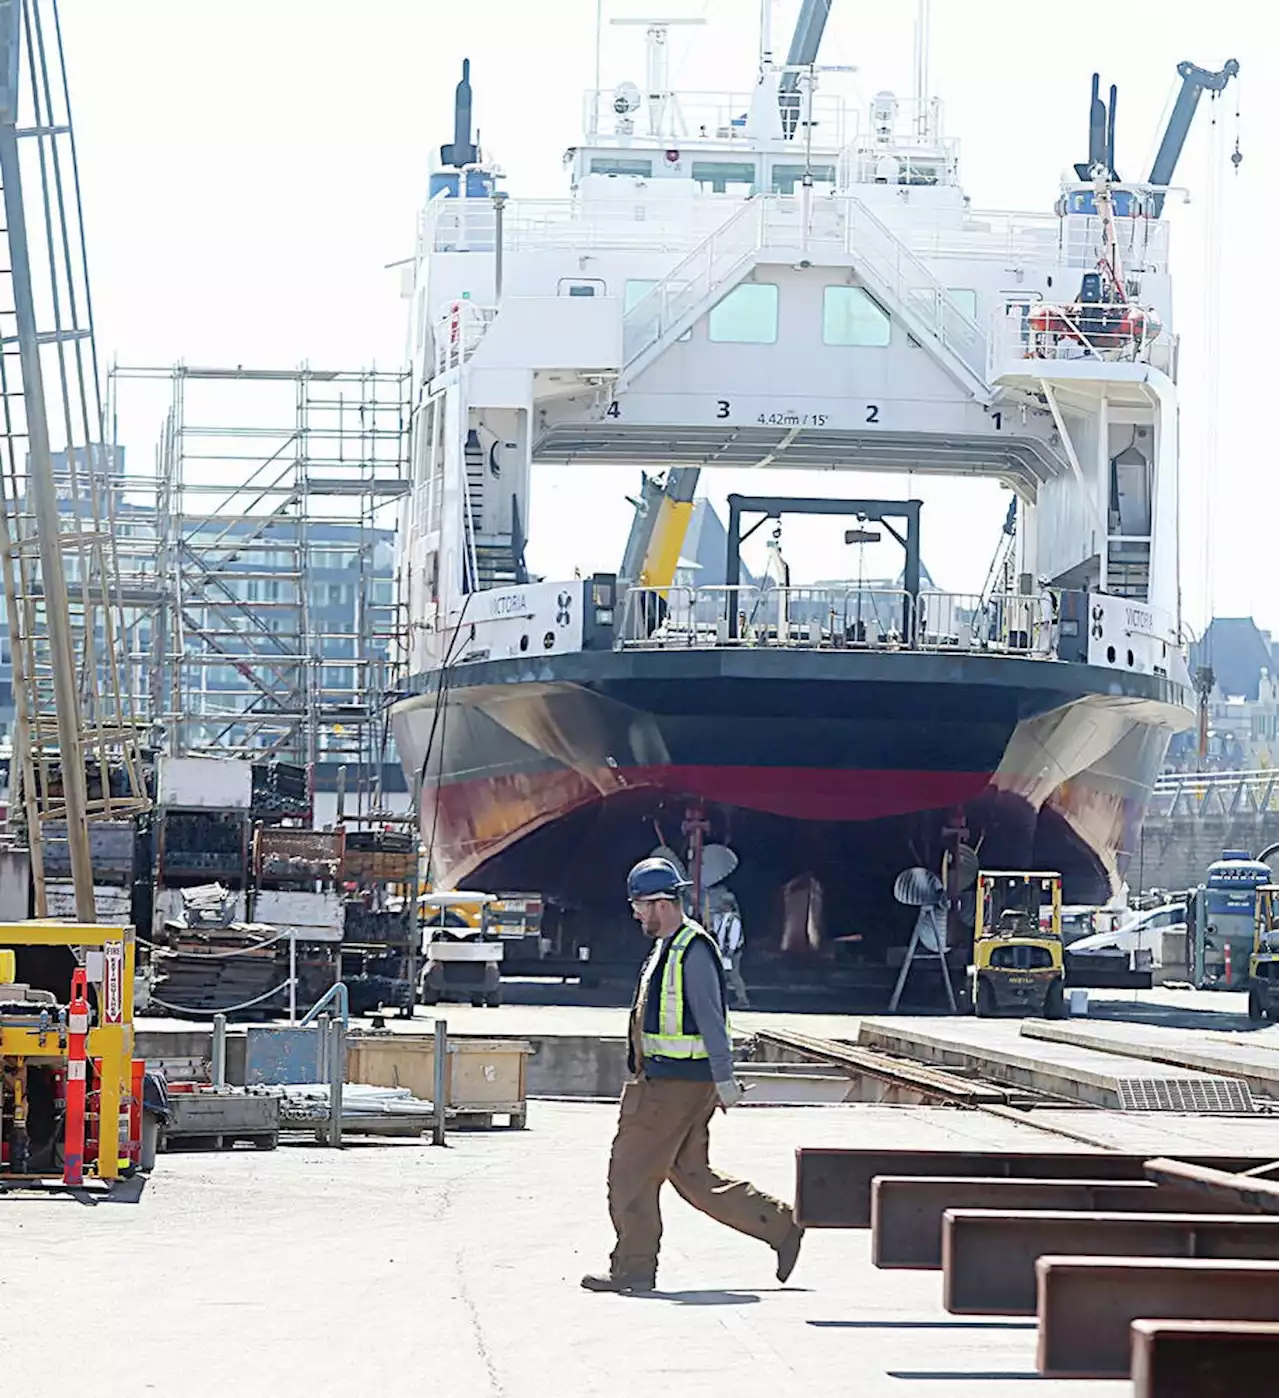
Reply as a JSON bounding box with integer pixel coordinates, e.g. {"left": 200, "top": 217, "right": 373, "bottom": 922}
{"left": 865, "top": 404, "right": 880, "bottom": 424}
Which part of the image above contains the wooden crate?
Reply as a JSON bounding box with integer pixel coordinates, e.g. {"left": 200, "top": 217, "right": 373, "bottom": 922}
{"left": 345, "top": 1035, "right": 531, "bottom": 1126}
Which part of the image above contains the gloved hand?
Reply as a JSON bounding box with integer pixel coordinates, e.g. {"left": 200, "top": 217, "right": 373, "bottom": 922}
{"left": 715, "top": 1077, "right": 745, "bottom": 1109}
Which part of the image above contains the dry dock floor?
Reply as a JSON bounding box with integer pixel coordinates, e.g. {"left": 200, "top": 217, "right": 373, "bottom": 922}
{"left": 3, "top": 1099, "right": 1271, "bottom": 1398}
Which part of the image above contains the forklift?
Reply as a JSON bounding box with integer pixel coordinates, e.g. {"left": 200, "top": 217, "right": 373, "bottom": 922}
{"left": 969, "top": 871, "right": 1066, "bottom": 1018}
{"left": 1247, "top": 884, "right": 1278, "bottom": 1024}
{"left": 417, "top": 891, "right": 503, "bottom": 1008}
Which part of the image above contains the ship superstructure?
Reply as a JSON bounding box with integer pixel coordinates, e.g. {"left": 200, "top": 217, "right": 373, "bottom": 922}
{"left": 391, "top": 11, "right": 1229, "bottom": 985}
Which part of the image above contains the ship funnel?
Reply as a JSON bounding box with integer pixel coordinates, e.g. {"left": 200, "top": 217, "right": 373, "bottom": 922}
{"left": 440, "top": 57, "right": 480, "bottom": 168}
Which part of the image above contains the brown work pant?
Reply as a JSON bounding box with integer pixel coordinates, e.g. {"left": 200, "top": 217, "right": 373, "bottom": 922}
{"left": 606, "top": 1076, "right": 794, "bottom": 1281}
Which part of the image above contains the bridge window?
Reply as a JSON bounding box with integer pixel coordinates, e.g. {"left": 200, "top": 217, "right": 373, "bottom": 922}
{"left": 589, "top": 157, "right": 653, "bottom": 178}
{"left": 691, "top": 160, "right": 757, "bottom": 194}
{"left": 947, "top": 287, "right": 978, "bottom": 320}
{"left": 822, "top": 286, "right": 891, "bottom": 347}
{"left": 624, "top": 279, "right": 657, "bottom": 313}
{"left": 558, "top": 278, "right": 605, "bottom": 297}
{"left": 771, "top": 163, "right": 837, "bottom": 194}
{"left": 708, "top": 283, "right": 779, "bottom": 343}
{"left": 625, "top": 279, "right": 692, "bottom": 340}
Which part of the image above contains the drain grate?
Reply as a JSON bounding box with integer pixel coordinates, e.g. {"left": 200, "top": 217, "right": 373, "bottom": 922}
{"left": 1115, "top": 1076, "right": 1254, "bottom": 1113}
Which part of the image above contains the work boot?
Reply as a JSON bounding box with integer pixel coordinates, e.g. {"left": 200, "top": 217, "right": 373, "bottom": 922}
{"left": 580, "top": 1271, "right": 655, "bottom": 1294}
{"left": 775, "top": 1222, "right": 804, "bottom": 1283}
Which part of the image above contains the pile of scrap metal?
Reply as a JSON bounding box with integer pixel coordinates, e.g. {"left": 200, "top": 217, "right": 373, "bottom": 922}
{"left": 149, "top": 883, "right": 285, "bottom": 1017}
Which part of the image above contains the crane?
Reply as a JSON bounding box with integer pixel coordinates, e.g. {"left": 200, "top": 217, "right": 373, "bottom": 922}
{"left": 777, "top": 0, "right": 834, "bottom": 136}
{"left": 0, "top": 0, "right": 148, "bottom": 919}
{"left": 1149, "top": 59, "right": 1239, "bottom": 216}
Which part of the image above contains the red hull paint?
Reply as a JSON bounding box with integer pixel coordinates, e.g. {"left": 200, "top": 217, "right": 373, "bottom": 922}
{"left": 429, "top": 763, "right": 993, "bottom": 882}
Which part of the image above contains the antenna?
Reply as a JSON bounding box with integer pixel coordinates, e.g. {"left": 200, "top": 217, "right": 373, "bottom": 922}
{"left": 612, "top": 16, "right": 705, "bottom": 137}
{"left": 912, "top": 0, "right": 932, "bottom": 135}
{"left": 439, "top": 58, "right": 479, "bottom": 168}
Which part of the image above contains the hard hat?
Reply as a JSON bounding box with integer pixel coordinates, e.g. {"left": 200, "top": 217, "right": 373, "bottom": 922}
{"left": 626, "top": 856, "right": 690, "bottom": 901}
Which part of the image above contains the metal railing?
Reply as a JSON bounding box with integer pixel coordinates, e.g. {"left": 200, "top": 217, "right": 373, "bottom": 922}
{"left": 432, "top": 300, "right": 497, "bottom": 378}
{"left": 988, "top": 298, "right": 1178, "bottom": 380}
{"left": 621, "top": 192, "right": 989, "bottom": 380}
{"left": 1149, "top": 769, "right": 1279, "bottom": 819}
{"left": 621, "top": 199, "right": 766, "bottom": 365}
{"left": 616, "top": 584, "right": 1056, "bottom": 657}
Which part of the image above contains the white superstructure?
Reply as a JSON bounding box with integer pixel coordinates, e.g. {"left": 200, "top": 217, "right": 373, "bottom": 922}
{"left": 398, "top": 17, "right": 1196, "bottom": 686}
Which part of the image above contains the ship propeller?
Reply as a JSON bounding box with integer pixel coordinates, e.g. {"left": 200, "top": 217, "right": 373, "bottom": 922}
{"left": 894, "top": 866, "right": 948, "bottom": 953}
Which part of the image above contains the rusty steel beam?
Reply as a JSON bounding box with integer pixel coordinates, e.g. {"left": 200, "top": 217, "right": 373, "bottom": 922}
{"left": 871, "top": 1176, "right": 1229, "bottom": 1270}
{"left": 1130, "top": 1319, "right": 1279, "bottom": 1398}
{"left": 1036, "top": 1255, "right": 1280, "bottom": 1378}
{"left": 944, "top": 1208, "right": 1279, "bottom": 1315}
{"left": 793, "top": 1149, "right": 1272, "bottom": 1229}
{"left": 1144, "top": 1157, "right": 1280, "bottom": 1216}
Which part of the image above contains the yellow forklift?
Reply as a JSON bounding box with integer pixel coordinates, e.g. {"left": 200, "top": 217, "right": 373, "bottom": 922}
{"left": 969, "top": 871, "right": 1066, "bottom": 1018}
{"left": 1247, "top": 884, "right": 1278, "bottom": 1024}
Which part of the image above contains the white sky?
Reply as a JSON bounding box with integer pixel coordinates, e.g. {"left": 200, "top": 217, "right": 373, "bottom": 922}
{"left": 63, "top": 0, "right": 1278, "bottom": 635}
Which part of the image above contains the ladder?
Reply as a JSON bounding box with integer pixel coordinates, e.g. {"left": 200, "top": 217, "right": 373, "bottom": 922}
{"left": 0, "top": 0, "right": 148, "bottom": 918}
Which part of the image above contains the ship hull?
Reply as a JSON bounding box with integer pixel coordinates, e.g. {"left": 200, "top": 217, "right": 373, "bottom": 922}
{"left": 392, "top": 648, "right": 1193, "bottom": 979}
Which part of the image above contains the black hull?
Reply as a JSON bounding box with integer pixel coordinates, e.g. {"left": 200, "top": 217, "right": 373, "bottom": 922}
{"left": 393, "top": 648, "right": 1193, "bottom": 981}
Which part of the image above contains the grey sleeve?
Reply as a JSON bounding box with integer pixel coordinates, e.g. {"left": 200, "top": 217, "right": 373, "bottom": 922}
{"left": 682, "top": 938, "right": 736, "bottom": 1086}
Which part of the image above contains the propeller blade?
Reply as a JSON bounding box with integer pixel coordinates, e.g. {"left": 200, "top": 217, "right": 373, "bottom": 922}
{"left": 700, "top": 844, "right": 739, "bottom": 888}
{"left": 895, "top": 866, "right": 944, "bottom": 907}
{"left": 955, "top": 890, "right": 977, "bottom": 927}
{"left": 916, "top": 905, "right": 948, "bottom": 954}
{"left": 953, "top": 844, "right": 979, "bottom": 893}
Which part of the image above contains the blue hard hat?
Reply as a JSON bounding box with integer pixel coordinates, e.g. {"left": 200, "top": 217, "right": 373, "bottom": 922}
{"left": 627, "top": 856, "right": 690, "bottom": 900}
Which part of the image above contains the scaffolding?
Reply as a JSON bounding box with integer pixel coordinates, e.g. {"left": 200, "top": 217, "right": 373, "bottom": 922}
{"left": 105, "top": 364, "right": 411, "bottom": 813}
{"left": 0, "top": 0, "right": 148, "bottom": 917}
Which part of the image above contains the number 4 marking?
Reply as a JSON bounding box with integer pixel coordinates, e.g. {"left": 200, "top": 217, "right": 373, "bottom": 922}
{"left": 605, "top": 401, "right": 620, "bottom": 418}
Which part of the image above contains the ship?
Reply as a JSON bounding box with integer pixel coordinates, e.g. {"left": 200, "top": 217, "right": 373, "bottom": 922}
{"left": 391, "top": 9, "right": 1231, "bottom": 990}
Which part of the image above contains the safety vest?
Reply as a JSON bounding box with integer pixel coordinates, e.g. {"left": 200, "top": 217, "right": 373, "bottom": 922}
{"left": 639, "top": 920, "right": 725, "bottom": 1062}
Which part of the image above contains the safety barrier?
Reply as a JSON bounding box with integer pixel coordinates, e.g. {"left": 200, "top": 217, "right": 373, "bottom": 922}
{"left": 616, "top": 583, "right": 1057, "bottom": 658}
{"left": 1149, "top": 769, "right": 1279, "bottom": 819}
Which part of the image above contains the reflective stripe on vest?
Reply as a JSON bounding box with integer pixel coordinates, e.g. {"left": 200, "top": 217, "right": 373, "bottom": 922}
{"left": 641, "top": 921, "right": 712, "bottom": 1060}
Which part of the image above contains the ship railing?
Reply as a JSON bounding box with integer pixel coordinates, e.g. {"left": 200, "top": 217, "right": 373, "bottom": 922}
{"left": 1150, "top": 768, "right": 1280, "bottom": 818}
{"left": 582, "top": 87, "right": 850, "bottom": 147}
{"left": 987, "top": 297, "right": 1178, "bottom": 380}
{"left": 617, "top": 584, "right": 1061, "bottom": 658}
{"left": 762, "top": 196, "right": 987, "bottom": 380}
{"left": 622, "top": 199, "right": 767, "bottom": 365}
{"left": 916, "top": 590, "right": 1053, "bottom": 656}
{"left": 432, "top": 299, "right": 497, "bottom": 377}
{"left": 896, "top": 209, "right": 1168, "bottom": 274}
{"left": 425, "top": 192, "right": 743, "bottom": 255}
{"left": 617, "top": 584, "right": 913, "bottom": 650}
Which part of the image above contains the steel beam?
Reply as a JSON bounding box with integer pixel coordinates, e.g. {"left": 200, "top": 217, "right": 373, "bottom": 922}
{"left": 793, "top": 1149, "right": 1271, "bottom": 1229}
{"left": 1130, "top": 1319, "right": 1279, "bottom": 1398}
{"left": 1144, "top": 1157, "right": 1280, "bottom": 1216}
{"left": 871, "top": 1176, "right": 1223, "bottom": 1270}
{"left": 944, "top": 1208, "right": 1278, "bottom": 1315}
{"left": 1036, "top": 1255, "right": 1279, "bottom": 1379}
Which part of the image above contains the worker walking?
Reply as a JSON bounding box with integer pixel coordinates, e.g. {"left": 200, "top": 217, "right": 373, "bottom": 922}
{"left": 712, "top": 888, "right": 750, "bottom": 1009}
{"left": 582, "top": 857, "right": 803, "bottom": 1294}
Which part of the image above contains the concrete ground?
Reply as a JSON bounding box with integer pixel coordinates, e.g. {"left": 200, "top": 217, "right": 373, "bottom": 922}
{"left": 0, "top": 1102, "right": 1138, "bottom": 1398}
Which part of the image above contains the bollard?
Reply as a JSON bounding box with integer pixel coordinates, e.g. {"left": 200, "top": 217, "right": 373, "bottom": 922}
{"left": 327, "top": 1015, "right": 344, "bottom": 1148}
{"left": 211, "top": 1012, "right": 227, "bottom": 1088}
{"left": 432, "top": 1017, "right": 448, "bottom": 1146}
{"left": 63, "top": 969, "right": 89, "bottom": 1186}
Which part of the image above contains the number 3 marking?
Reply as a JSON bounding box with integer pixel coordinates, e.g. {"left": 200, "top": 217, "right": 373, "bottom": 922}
{"left": 716, "top": 399, "right": 730, "bottom": 419}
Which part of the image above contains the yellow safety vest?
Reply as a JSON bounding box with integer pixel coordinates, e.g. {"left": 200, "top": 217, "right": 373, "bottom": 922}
{"left": 640, "top": 920, "right": 722, "bottom": 1061}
